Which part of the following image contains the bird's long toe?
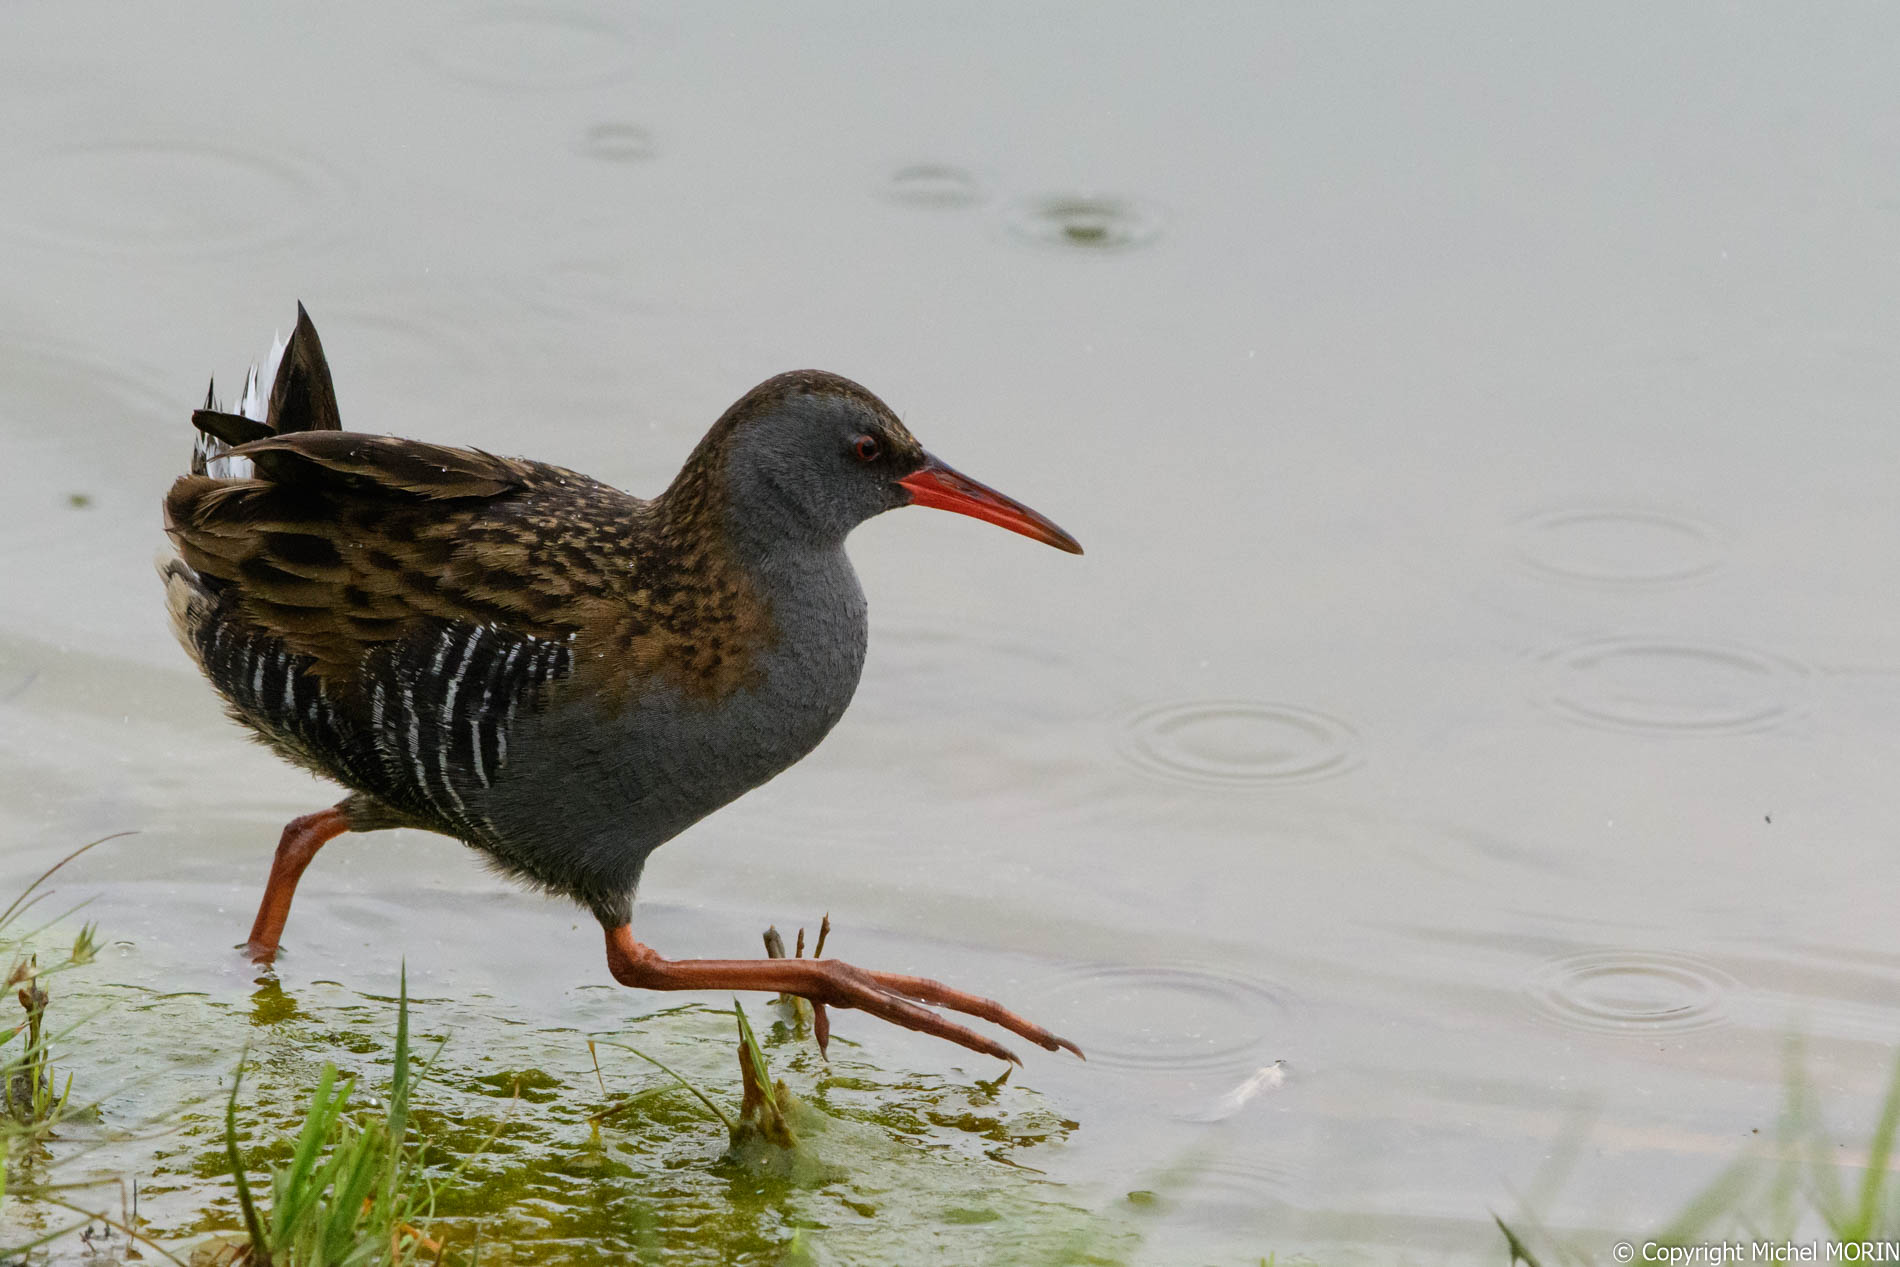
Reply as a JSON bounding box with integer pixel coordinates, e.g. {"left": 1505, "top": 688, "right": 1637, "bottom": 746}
{"left": 860, "top": 968, "right": 1085, "bottom": 1058}
{"left": 814, "top": 960, "right": 1023, "bottom": 1064}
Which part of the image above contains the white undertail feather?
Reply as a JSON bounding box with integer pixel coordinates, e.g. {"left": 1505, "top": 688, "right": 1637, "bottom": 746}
{"left": 240, "top": 331, "right": 289, "bottom": 424}
{"left": 194, "top": 326, "right": 288, "bottom": 481}
{"left": 168, "top": 320, "right": 290, "bottom": 659}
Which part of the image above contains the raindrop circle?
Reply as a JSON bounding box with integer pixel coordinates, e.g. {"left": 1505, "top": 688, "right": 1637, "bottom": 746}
{"left": 1529, "top": 950, "right": 1735, "bottom": 1034}
{"left": 0, "top": 336, "right": 177, "bottom": 483}
{"left": 0, "top": 141, "right": 348, "bottom": 257}
{"left": 1514, "top": 508, "right": 1726, "bottom": 587}
{"left": 579, "top": 123, "right": 658, "bottom": 163}
{"left": 1119, "top": 700, "right": 1361, "bottom": 788}
{"left": 1539, "top": 638, "right": 1808, "bottom": 736}
{"left": 1004, "top": 194, "right": 1164, "bottom": 251}
{"left": 1029, "top": 962, "right": 1294, "bottom": 1074}
{"left": 1156, "top": 1155, "right": 1300, "bottom": 1230}
{"left": 421, "top": 10, "right": 638, "bottom": 91}
{"left": 881, "top": 164, "right": 985, "bottom": 208}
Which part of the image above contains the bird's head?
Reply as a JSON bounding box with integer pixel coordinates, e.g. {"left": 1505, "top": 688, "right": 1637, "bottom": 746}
{"left": 702, "top": 371, "right": 1082, "bottom": 556}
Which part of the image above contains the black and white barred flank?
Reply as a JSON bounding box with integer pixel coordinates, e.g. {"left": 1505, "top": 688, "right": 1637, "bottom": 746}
{"left": 170, "top": 567, "right": 575, "bottom": 842}
{"left": 362, "top": 621, "right": 576, "bottom": 835}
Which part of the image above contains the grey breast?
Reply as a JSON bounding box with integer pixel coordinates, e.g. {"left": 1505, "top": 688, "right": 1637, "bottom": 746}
{"left": 472, "top": 547, "right": 870, "bottom": 911}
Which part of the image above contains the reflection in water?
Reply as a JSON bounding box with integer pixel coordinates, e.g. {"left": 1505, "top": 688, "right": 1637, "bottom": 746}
{"left": 1537, "top": 637, "right": 1810, "bottom": 736}
{"left": 1513, "top": 507, "right": 1728, "bottom": 588}
{"left": 0, "top": 141, "right": 348, "bottom": 257}
{"left": 1117, "top": 699, "right": 1362, "bottom": 788}
{"left": 1528, "top": 950, "right": 1736, "bottom": 1034}
{"left": 249, "top": 977, "right": 304, "bottom": 1026}
{"left": 1003, "top": 194, "right": 1165, "bottom": 251}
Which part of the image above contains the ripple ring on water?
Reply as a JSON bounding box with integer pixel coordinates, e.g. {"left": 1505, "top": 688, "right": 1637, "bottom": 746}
{"left": 1158, "top": 1154, "right": 1301, "bottom": 1224}
{"left": 1003, "top": 193, "right": 1165, "bottom": 252}
{"left": 1118, "top": 699, "right": 1362, "bottom": 788}
{"left": 1537, "top": 637, "right": 1809, "bottom": 736}
{"left": 0, "top": 140, "right": 349, "bottom": 258}
{"left": 578, "top": 123, "right": 658, "bottom": 163}
{"left": 1529, "top": 950, "right": 1736, "bottom": 1034}
{"left": 1030, "top": 961, "right": 1294, "bottom": 1075}
{"left": 419, "top": 9, "right": 639, "bottom": 91}
{"left": 0, "top": 335, "right": 177, "bottom": 424}
{"left": 881, "top": 164, "right": 986, "bottom": 208}
{"left": 1513, "top": 507, "right": 1727, "bottom": 588}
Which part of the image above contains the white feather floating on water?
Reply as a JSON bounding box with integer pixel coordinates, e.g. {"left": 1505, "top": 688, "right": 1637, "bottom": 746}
{"left": 1177, "top": 1061, "right": 1288, "bottom": 1124}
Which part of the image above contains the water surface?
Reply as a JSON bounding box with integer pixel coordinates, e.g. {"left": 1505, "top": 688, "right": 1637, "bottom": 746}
{"left": 3, "top": 3, "right": 1900, "bottom": 1261}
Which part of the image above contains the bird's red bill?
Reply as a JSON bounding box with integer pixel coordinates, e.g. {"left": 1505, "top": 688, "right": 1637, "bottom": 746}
{"left": 898, "top": 456, "right": 1083, "bottom": 554}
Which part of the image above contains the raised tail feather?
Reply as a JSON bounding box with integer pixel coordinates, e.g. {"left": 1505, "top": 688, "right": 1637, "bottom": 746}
{"left": 188, "top": 301, "right": 341, "bottom": 479}
{"left": 169, "top": 302, "right": 345, "bottom": 660}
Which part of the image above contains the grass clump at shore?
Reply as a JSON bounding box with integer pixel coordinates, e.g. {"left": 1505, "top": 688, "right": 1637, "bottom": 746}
{"left": 1498, "top": 1042, "right": 1900, "bottom": 1264}
{"left": 203, "top": 968, "right": 455, "bottom": 1267}
{"left": 0, "top": 838, "right": 135, "bottom": 1260}
{"left": 1, "top": 840, "right": 112, "bottom": 1140}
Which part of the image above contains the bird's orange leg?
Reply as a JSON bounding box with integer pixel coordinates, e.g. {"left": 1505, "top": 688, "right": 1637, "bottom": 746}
{"left": 245, "top": 805, "right": 351, "bottom": 964}
{"left": 604, "top": 925, "right": 1083, "bottom": 1065}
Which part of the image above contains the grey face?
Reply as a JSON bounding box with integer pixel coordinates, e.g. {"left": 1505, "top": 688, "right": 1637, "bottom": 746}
{"left": 721, "top": 389, "right": 926, "bottom": 551}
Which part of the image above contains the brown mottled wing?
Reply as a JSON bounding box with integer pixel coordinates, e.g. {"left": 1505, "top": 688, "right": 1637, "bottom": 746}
{"left": 164, "top": 431, "right": 623, "bottom": 679}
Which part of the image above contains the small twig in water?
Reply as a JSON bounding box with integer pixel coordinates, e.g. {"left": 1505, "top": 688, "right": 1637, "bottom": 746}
{"left": 811, "top": 915, "right": 832, "bottom": 1059}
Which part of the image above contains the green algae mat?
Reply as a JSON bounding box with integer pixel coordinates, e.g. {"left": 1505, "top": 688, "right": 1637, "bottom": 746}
{"left": 1, "top": 964, "right": 1142, "bottom": 1266}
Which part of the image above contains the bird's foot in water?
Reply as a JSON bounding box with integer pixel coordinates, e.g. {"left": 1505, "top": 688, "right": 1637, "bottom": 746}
{"left": 606, "top": 923, "right": 1083, "bottom": 1065}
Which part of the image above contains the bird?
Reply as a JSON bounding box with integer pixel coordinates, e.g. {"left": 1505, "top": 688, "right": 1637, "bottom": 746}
{"left": 159, "top": 305, "right": 1084, "bottom": 1064}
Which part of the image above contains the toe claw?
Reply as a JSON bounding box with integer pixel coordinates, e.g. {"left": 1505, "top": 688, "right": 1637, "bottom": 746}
{"left": 604, "top": 926, "right": 1074, "bottom": 1066}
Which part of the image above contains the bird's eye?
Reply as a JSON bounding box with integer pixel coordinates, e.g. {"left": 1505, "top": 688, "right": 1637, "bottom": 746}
{"left": 853, "top": 434, "right": 881, "bottom": 463}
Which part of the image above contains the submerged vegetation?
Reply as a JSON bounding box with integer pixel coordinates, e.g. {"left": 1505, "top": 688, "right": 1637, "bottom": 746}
{"left": 0, "top": 873, "right": 1109, "bottom": 1265}
{"left": 8, "top": 849, "right": 1900, "bottom": 1265}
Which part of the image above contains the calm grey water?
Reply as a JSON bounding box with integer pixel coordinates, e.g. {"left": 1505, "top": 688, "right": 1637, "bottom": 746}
{"left": 4, "top": 3, "right": 1900, "bottom": 1261}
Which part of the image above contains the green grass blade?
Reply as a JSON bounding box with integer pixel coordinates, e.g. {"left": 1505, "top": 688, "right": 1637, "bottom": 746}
{"left": 223, "top": 1049, "right": 269, "bottom": 1266}
{"left": 0, "top": 834, "right": 129, "bottom": 933}
{"left": 1844, "top": 1047, "right": 1900, "bottom": 1240}
{"left": 388, "top": 965, "right": 411, "bottom": 1154}
{"left": 591, "top": 1039, "right": 736, "bottom": 1132}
